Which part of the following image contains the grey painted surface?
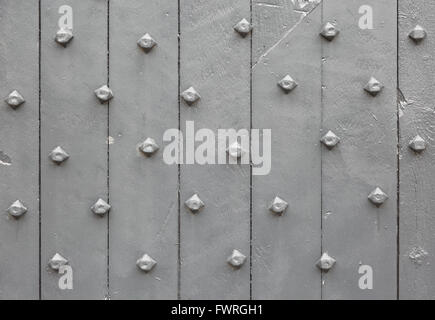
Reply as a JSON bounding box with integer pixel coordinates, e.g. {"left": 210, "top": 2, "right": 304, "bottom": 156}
{"left": 0, "top": 0, "right": 39, "bottom": 300}
{"left": 179, "top": 0, "right": 251, "bottom": 299}
{"left": 252, "top": 3, "right": 322, "bottom": 299}
{"left": 40, "top": 0, "right": 108, "bottom": 299}
{"left": 109, "top": 0, "right": 178, "bottom": 299}
{"left": 322, "top": 0, "right": 397, "bottom": 299}
{"left": 398, "top": 0, "right": 435, "bottom": 300}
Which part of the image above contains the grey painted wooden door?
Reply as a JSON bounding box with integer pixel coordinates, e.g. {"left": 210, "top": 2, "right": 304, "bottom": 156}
{"left": 0, "top": 0, "right": 434, "bottom": 300}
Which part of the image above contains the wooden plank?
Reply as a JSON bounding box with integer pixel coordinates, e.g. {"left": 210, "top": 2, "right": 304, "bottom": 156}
{"left": 251, "top": 2, "right": 322, "bottom": 299}
{"left": 398, "top": 0, "right": 435, "bottom": 300}
{"left": 322, "top": 0, "right": 397, "bottom": 299}
{"left": 0, "top": 0, "right": 39, "bottom": 300}
{"left": 40, "top": 0, "right": 108, "bottom": 299}
{"left": 108, "top": 0, "right": 178, "bottom": 299}
{"left": 179, "top": 0, "right": 251, "bottom": 299}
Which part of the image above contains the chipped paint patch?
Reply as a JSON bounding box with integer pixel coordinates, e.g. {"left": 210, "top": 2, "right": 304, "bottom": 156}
{"left": 291, "top": 0, "right": 321, "bottom": 13}
{"left": 107, "top": 136, "right": 115, "bottom": 145}
{"left": 0, "top": 151, "right": 12, "bottom": 166}
{"left": 409, "top": 246, "right": 428, "bottom": 265}
{"left": 397, "top": 88, "right": 413, "bottom": 118}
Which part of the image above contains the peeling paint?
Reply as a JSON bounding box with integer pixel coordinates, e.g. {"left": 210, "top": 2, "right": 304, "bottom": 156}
{"left": 0, "top": 151, "right": 12, "bottom": 166}
{"left": 408, "top": 246, "right": 428, "bottom": 265}
{"left": 397, "top": 88, "right": 413, "bottom": 118}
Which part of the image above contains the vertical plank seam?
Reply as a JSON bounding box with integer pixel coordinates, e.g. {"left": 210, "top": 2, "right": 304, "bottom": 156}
{"left": 38, "top": 0, "right": 42, "bottom": 301}
{"left": 106, "top": 0, "right": 111, "bottom": 299}
{"left": 396, "top": 0, "right": 400, "bottom": 301}
{"left": 249, "top": 0, "right": 253, "bottom": 300}
{"left": 320, "top": 0, "right": 324, "bottom": 301}
{"left": 177, "top": 0, "right": 181, "bottom": 300}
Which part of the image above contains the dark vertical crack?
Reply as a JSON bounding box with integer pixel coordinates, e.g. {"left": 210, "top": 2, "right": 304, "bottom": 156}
{"left": 249, "top": 0, "right": 253, "bottom": 300}
{"left": 320, "top": 0, "right": 324, "bottom": 301}
{"left": 38, "top": 0, "right": 42, "bottom": 301}
{"left": 177, "top": 0, "right": 181, "bottom": 300}
{"left": 396, "top": 0, "right": 400, "bottom": 301}
{"left": 106, "top": 0, "right": 110, "bottom": 299}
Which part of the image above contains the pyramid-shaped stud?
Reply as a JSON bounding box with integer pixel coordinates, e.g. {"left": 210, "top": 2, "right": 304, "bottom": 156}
{"left": 234, "top": 18, "right": 252, "bottom": 36}
{"left": 5, "top": 90, "right": 25, "bottom": 109}
{"left": 137, "top": 33, "right": 157, "bottom": 52}
{"left": 181, "top": 87, "right": 201, "bottom": 105}
{"left": 320, "top": 22, "right": 339, "bottom": 41}
{"left": 7, "top": 200, "right": 27, "bottom": 218}
{"left": 48, "top": 253, "right": 68, "bottom": 270}
{"left": 138, "top": 137, "right": 160, "bottom": 156}
{"left": 227, "top": 249, "right": 247, "bottom": 268}
{"left": 409, "top": 25, "right": 427, "bottom": 42}
{"left": 91, "top": 198, "right": 111, "bottom": 216}
{"left": 185, "top": 194, "right": 205, "bottom": 213}
{"left": 368, "top": 187, "right": 388, "bottom": 206}
{"left": 409, "top": 135, "right": 426, "bottom": 152}
{"left": 321, "top": 130, "right": 340, "bottom": 149}
{"left": 316, "top": 252, "right": 336, "bottom": 271}
{"left": 278, "top": 75, "right": 298, "bottom": 93}
{"left": 136, "top": 254, "right": 157, "bottom": 272}
{"left": 364, "top": 77, "right": 383, "bottom": 96}
{"left": 269, "top": 196, "right": 288, "bottom": 215}
{"left": 55, "top": 27, "right": 73, "bottom": 46}
{"left": 94, "top": 85, "right": 113, "bottom": 103}
{"left": 227, "top": 141, "right": 245, "bottom": 158}
{"left": 49, "top": 146, "right": 69, "bottom": 164}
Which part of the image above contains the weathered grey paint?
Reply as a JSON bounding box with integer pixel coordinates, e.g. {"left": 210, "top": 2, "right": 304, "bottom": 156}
{"left": 322, "top": 0, "right": 397, "bottom": 299}
{"left": 398, "top": 0, "right": 435, "bottom": 300}
{"left": 179, "top": 0, "right": 251, "bottom": 299}
{"left": 252, "top": 2, "right": 322, "bottom": 299}
{"left": 109, "top": 0, "right": 178, "bottom": 299}
{"left": 40, "top": 0, "right": 108, "bottom": 299}
{"left": 0, "top": 0, "right": 39, "bottom": 300}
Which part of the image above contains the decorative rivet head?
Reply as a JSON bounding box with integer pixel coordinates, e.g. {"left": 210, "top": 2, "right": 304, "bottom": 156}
{"left": 368, "top": 187, "right": 388, "bottom": 206}
{"left": 55, "top": 27, "right": 73, "bottom": 46}
{"left": 409, "top": 135, "right": 426, "bottom": 152}
{"left": 137, "top": 33, "right": 157, "bottom": 52}
{"left": 181, "top": 87, "right": 201, "bottom": 105}
{"left": 91, "top": 198, "right": 111, "bottom": 216}
{"left": 138, "top": 137, "right": 160, "bottom": 156}
{"left": 48, "top": 253, "right": 68, "bottom": 270}
{"left": 321, "top": 130, "right": 340, "bottom": 149}
{"left": 136, "top": 254, "right": 157, "bottom": 272}
{"left": 320, "top": 22, "right": 339, "bottom": 41}
{"left": 316, "top": 252, "right": 336, "bottom": 271}
{"left": 409, "top": 25, "right": 427, "bottom": 42}
{"left": 278, "top": 75, "right": 298, "bottom": 93}
{"left": 185, "top": 194, "right": 205, "bottom": 213}
{"left": 7, "top": 200, "right": 27, "bottom": 218}
{"left": 364, "top": 77, "right": 383, "bottom": 96}
{"left": 227, "top": 249, "right": 247, "bottom": 268}
{"left": 269, "top": 196, "right": 288, "bottom": 215}
{"left": 49, "top": 146, "right": 69, "bottom": 164}
{"left": 5, "top": 90, "right": 25, "bottom": 108}
{"left": 227, "top": 141, "right": 245, "bottom": 158}
{"left": 234, "top": 18, "right": 252, "bottom": 36}
{"left": 94, "top": 85, "right": 113, "bottom": 103}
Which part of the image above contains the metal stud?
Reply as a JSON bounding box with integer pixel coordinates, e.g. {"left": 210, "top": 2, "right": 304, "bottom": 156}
{"left": 278, "top": 75, "right": 298, "bottom": 93}
{"left": 364, "top": 77, "right": 383, "bottom": 96}
{"left": 320, "top": 22, "right": 339, "bottom": 41}
{"left": 7, "top": 200, "right": 27, "bottom": 218}
{"left": 138, "top": 137, "right": 160, "bottom": 156}
{"left": 227, "top": 141, "right": 245, "bottom": 158}
{"left": 234, "top": 18, "right": 252, "bottom": 37}
{"left": 94, "top": 85, "right": 113, "bottom": 103}
{"left": 136, "top": 254, "right": 157, "bottom": 272}
{"left": 49, "top": 146, "right": 69, "bottom": 164}
{"left": 409, "top": 135, "right": 426, "bottom": 152}
{"left": 5, "top": 90, "right": 25, "bottom": 109}
{"left": 48, "top": 253, "right": 68, "bottom": 270}
{"left": 316, "top": 252, "right": 336, "bottom": 271}
{"left": 181, "top": 87, "right": 201, "bottom": 105}
{"left": 269, "top": 196, "right": 288, "bottom": 215}
{"left": 55, "top": 27, "right": 73, "bottom": 46}
{"left": 368, "top": 187, "right": 388, "bottom": 206}
{"left": 91, "top": 198, "right": 111, "bottom": 216}
{"left": 185, "top": 194, "right": 205, "bottom": 213}
{"left": 321, "top": 130, "right": 340, "bottom": 149}
{"left": 227, "top": 249, "right": 246, "bottom": 268}
{"left": 409, "top": 25, "right": 427, "bottom": 42}
{"left": 137, "top": 33, "right": 157, "bottom": 52}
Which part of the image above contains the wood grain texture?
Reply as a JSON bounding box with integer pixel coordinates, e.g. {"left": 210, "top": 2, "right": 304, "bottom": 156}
{"left": 109, "top": 0, "right": 178, "bottom": 299}
{"left": 40, "top": 0, "right": 108, "bottom": 299}
{"left": 252, "top": 3, "right": 322, "bottom": 299}
{"left": 398, "top": 0, "right": 435, "bottom": 300}
{"left": 179, "top": 0, "right": 251, "bottom": 299}
{"left": 322, "top": 0, "right": 397, "bottom": 299}
{"left": 0, "top": 0, "right": 39, "bottom": 300}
